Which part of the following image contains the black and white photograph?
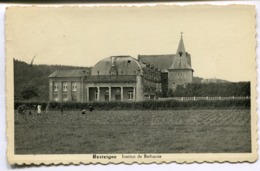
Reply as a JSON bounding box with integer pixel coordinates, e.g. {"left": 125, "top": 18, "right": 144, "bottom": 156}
{"left": 5, "top": 4, "right": 257, "bottom": 164}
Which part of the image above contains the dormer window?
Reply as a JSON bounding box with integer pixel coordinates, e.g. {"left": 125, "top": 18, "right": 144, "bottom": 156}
{"left": 179, "top": 51, "right": 183, "bottom": 57}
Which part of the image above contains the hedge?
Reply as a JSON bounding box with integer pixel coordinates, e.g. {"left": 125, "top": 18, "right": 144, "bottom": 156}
{"left": 14, "top": 99, "right": 250, "bottom": 111}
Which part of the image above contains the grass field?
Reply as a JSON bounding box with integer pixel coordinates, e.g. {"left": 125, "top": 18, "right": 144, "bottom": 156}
{"left": 15, "top": 109, "right": 251, "bottom": 154}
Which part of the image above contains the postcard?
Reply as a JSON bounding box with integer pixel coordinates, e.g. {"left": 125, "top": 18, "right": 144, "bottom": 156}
{"left": 6, "top": 5, "right": 257, "bottom": 164}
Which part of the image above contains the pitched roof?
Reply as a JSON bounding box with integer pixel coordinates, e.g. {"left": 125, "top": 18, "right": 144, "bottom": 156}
{"left": 49, "top": 70, "right": 86, "bottom": 78}
{"left": 138, "top": 54, "right": 175, "bottom": 72}
{"left": 169, "top": 35, "right": 192, "bottom": 70}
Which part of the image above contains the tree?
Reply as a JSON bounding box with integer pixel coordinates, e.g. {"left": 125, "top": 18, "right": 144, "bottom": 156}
{"left": 20, "top": 83, "right": 40, "bottom": 100}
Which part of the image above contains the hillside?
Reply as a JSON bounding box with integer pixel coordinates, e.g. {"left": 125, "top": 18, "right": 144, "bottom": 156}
{"left": 14, "top": 59, "right": 90, "bottom": 101}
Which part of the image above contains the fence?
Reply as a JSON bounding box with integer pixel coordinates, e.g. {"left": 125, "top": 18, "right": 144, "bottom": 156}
{"left": 158, "top": 96, "right": 250, "bottom": 101}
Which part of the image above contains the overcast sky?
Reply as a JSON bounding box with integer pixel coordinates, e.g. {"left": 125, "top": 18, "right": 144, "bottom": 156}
{"left": 6, "top": 5, "right": 256, "bottom": 82}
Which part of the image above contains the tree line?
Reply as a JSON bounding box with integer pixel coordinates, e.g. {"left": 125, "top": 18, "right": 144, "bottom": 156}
{"left": 166, "top": 82, "right": 250, "bottom": 97}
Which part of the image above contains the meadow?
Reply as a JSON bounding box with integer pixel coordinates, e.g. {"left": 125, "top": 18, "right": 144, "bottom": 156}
{"left": 15, "top": 109, "right": 251, "bottom": 154}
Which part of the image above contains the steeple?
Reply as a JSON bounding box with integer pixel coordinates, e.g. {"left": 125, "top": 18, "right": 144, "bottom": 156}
{"left": 177, "top": 32, "right": 186, "bottom": 58}
{"left": 169, "top": 33, "right": 192, "bottom": 70}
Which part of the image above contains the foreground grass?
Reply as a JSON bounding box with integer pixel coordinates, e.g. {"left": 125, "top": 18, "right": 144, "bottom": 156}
{"left": 15, "top": 109, "right": 251, "bottom": 154}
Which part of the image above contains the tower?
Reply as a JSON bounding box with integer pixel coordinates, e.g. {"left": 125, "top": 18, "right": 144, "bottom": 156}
{"left": 168, "top": 33, "right": 193, "bottom": 90}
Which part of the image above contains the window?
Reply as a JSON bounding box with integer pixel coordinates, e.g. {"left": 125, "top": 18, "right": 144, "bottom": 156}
{"left": 54, "top": 84, "right": 59, "bottom": 91}
{"left": 72, "top": 93, "right": 78, "bottom": 102}
{"left": 63, "top": 83, "right": 68, "bottom": 91}
{"left": 54, "top": 94, "right": 59, "bottom": 101}
{"left": 72, "top": 83, "right": 77, "bottom": 91}
{"left": 97, "top": 71, "right": 100, "bottom": 75}
{"left": 172, "top": 83, "right": 176, "bottom": 89}
{"left": 127, "top": 60, "right": 131, "bottom": 63}
{"left": 179, "top": 51, "right": 183, "bottom": 57}
{"left": 128, "top": 90, "right": 133, "bottom": 100}
{"left": 62, "top": 94, "right": 68, "bottom": 102}
{"left": 95, "top": 90, "right": 98, "bottom": 100}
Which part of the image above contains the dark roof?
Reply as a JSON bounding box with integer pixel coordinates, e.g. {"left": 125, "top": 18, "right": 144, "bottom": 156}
{"left": 138, "top": 54, "right": 175, "bottom": 72}
{"left": 49, "top": 70, "right": 86, "bottom": 78}
{"left": 169, "top": 35, "right": 192, "bottom": 70}
{"left": 91, "top": 56, "right": 144, "bottom": 76}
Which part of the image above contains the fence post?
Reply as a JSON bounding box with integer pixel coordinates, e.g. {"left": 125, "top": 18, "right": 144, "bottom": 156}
{"left": 206, "top": 96, "right": 208, "bottom": 100}
{"left": 193, "top": 96, "right": 196, "bottom": 101}
{"left": 182, "top": 97, "right": 184, "bottom": 101}
{"left": 233, "top": 96, "right": 235, "bottom": 99}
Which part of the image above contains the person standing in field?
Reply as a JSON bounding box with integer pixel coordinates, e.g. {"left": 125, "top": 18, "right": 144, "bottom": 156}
{"left": 37, "top": 104, "right": 41, "bottom": 115}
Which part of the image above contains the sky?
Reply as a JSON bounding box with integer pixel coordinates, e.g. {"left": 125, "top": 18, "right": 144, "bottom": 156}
{"left": 6, "top": 5, "right": 256, "bottom": 82}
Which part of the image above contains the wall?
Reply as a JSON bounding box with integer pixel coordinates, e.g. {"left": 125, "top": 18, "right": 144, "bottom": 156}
{"left": 49, "top": 77, "right": 81, "bottom": 102}
{"left": 168, "top": 69, "right": 193, "bottom": 90}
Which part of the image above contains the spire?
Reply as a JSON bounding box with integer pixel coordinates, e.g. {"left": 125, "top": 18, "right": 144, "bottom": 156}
{"left": 176, "top": 32, "right": 186, "bottom": 58}
{"left": 169, "top": 32, "right": 191, "bottom": 70}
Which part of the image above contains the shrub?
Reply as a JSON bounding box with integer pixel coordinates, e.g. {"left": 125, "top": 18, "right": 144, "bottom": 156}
{"left": 168, "top": 82, "right": 250, "bottom": 97}
{"left": 14, "top": 99, "right": 250, "bottom": 111}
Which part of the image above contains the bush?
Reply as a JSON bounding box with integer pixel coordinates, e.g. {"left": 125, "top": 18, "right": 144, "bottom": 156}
{"left": 168, "top": 82, "right": 250, "bottom": 97}
{"left": 14, "top": 99, "right": 250, "bottom": 111}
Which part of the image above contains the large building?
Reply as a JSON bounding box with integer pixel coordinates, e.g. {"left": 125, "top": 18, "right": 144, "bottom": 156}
{"left": 49, "top": 34, "right": 193, "bottom": 102}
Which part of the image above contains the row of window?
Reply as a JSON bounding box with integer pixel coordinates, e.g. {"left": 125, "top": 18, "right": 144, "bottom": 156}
{"left": 53, "top": 83, "right": 78, "bottom": 92}
{"left": 94, "top": 90, "right": 134, "bottom": 100}
{"left": 53, "top": 92, "right": 78, "bottom": 102}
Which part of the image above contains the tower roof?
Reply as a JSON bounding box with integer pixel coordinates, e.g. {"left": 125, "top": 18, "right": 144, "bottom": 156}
{"left": 169, "top": 33, "right": 192, "bottom": 70}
